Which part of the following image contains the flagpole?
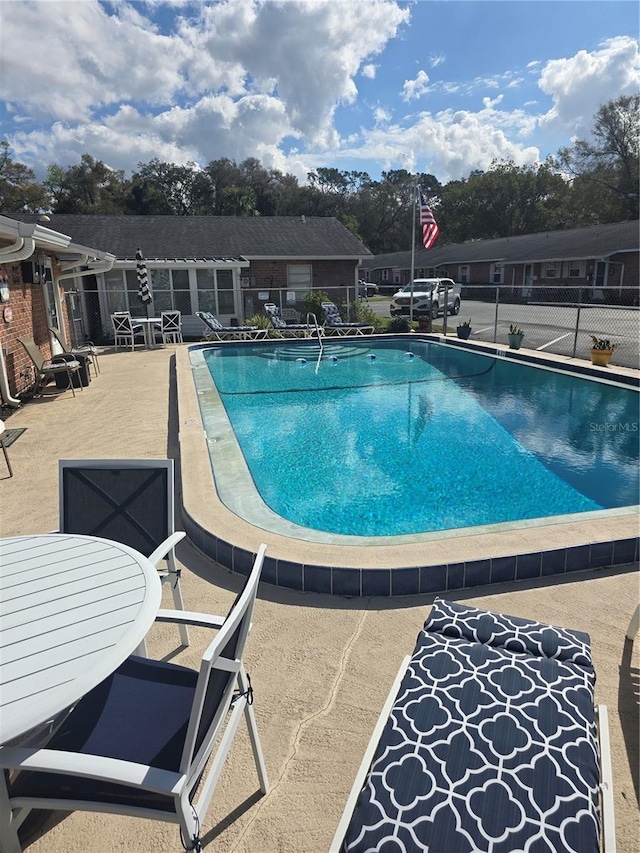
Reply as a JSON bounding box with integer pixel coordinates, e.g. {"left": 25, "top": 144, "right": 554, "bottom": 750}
{"left": 409, "top": 183, "right": 417, "bottom": 324}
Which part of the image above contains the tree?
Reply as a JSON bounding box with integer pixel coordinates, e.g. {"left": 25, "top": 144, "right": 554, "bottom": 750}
{"left": 46, "top": 154, "right": 127, "bottom": 213}
{"left": 438, "top": 161, "right": 568, "bottom": 241}
{"left": 0, "top": 141, "right": 50, "bottom": 214}
{"left": 557, "top": 94, "right": 640, "bottom": 223}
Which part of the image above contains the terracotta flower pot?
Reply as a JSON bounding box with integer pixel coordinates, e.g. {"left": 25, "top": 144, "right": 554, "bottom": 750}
{"left": 590, "top": 348, "right": 613, "bottom": 367}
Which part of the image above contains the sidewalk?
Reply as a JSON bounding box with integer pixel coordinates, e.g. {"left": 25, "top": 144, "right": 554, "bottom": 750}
{"left": 1, "top": 345, "right": 638, "bottom": 853}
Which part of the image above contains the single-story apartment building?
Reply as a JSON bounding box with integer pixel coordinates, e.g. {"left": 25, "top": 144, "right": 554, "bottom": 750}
{"left": 362, "top": 219, "right": 639, "bottom": 303}
{"left": 0, "top": 213, "right": 372, "bottom": 403}
{"left": 24, "top": 214, "right": 373, "bottom": 343}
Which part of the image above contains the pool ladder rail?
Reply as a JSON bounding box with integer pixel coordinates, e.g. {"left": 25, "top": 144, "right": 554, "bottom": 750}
{"left": 307, "top": 312, "right": 324, "bottom": 372}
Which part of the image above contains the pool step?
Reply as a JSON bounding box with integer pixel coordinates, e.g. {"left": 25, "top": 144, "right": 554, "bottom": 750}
{"left": 259, "top": 342, "right": 367, "bottom": 362}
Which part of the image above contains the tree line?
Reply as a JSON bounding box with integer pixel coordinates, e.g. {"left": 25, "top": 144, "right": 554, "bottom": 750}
{"left": 1, "top": 95, "right": 637, "bottom": 255}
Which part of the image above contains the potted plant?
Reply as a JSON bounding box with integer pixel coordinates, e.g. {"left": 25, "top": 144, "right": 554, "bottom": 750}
{"left": 508, "top": 324, "right": 524, "bottom": 350}
{"left": 456, "top": 319, "right": 472, "bottom": 340}
{"left": 589, "top": 335, "right": 616, "bottom": 367}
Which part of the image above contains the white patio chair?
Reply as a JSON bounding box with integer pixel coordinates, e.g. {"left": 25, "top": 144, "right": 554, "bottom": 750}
{"left": 58, "top": 458, "right": 189, "bottom": 647}
{"left": 155, "top": 310, "right": 183, "bottom": 345}
{"left": 111, "top": 312, "right": 144, "bottom": 351}
{"left": 0, "top": 545, "right": 269, "bottom": 853}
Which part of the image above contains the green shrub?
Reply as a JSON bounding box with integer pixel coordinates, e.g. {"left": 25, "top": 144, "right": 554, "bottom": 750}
{"left": 304, "top": 291, "right": 331, "bottom": 324}
{"left": 387, "top": 316, "right": 412, "bottom": 333}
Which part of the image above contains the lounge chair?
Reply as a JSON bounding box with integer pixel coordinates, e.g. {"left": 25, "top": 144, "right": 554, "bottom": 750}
{"left": 16, "top": 336, "right": 82, "bottom": 398}
{"left": 49, "top": 326, "right": 100, "bottom": 376}
{"left": 321, "top": 301, "right": 373, "bottom": 336}
{"left": 264, "top": 302, "right": 316, "bottom": 338}
{"left": 331, "top": 597, "right": 615, "bottom": 853}
{"left": 196, "top": 310, "right": 266, "bottom": 341}
{"left": 0, "top": 544, "right": 269, "bottom": 853}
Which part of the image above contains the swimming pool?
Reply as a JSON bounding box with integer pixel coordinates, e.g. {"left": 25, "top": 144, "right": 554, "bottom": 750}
{"left": 197, "top": 338, "right": 639, "bottom": 539}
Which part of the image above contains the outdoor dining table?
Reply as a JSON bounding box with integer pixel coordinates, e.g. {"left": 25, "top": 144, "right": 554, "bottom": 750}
{"left": 130, "top": 316, "right": 162, "bottom": 349}
{"left": 0, "top": 533, "right": 162, "bottom": 747}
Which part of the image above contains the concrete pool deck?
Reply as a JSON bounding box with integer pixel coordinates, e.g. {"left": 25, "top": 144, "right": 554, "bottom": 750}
{"left": 1, "top": 342, "right": 639, "bottom": 853}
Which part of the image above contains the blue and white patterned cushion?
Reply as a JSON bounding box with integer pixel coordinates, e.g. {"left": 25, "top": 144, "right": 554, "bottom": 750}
{"left": 343, "top": 599, "right": 600, "bottom": 853}
{"left": 322, "top": 302, "right": 367, "bottom": 329}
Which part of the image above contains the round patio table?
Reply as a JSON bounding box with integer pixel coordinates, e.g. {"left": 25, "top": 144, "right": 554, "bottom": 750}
{"left": 0, "top": 533, "right": 162, "bottom": 745}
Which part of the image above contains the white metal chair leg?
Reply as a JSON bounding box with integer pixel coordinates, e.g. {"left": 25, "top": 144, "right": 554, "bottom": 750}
{"left": 169, "top": 577, "right": 190, "bottom": 646}
{"left": 0, "top": 774, "right": 21, "bottom": 853}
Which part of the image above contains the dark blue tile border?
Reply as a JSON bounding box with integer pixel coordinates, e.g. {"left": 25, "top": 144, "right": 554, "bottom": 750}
{"left": 332, "top": 567, "right": 361, "bottom": 597}
{"left": 465, "top": 559, "right": 491, "bottom": 588}
{"left": 491, "top": 556, "right": 516, "bottom": 584}
{"left": 391, "top": 567, "right": 420, "bottom": 596}
{"left": 516, "top": 552, "right": 542, "bottom": 581}
{"left": 183, "top": 504, "right": 638, "bottom": 597}
{"left": 278, "top": 560, "right": 303, "bottom": 590}
{"left": 304, "top": 564, "right": 332, "bottom": 594}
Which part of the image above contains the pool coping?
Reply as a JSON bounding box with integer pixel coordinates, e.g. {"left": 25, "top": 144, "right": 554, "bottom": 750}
{"left": 177, "top": 336, "right": 639, "bottom": 597}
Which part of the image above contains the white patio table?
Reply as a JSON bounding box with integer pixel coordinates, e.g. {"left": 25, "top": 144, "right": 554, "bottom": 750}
{"left": 130, "top": 316, "right": 162, "bottom": 348}
{"left": 0, "top": 533, "right": 162, "bottom": 746}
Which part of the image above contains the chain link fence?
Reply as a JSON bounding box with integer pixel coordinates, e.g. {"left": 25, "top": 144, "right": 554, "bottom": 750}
{"left": 437, "top": 284, "right": 639, "bottom": 369}
{"left": 70, "top": 280, "right": 638, "bottom": 369}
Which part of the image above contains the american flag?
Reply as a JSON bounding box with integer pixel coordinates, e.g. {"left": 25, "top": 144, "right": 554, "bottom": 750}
{"left": 419, "top": 191, "right": 439, "bottom": 250}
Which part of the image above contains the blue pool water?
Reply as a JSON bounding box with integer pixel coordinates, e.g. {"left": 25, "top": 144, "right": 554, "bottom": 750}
{"left": 202, "top": 339, "right": 639, "bottom": 537}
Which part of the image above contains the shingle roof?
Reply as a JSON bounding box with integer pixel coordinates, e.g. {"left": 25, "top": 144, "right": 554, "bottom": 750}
{"left": 37, "top": 215, "right": 372, "bottom": 260}
{"left": 361, "top": 220, "right": 639, "bottom": 270}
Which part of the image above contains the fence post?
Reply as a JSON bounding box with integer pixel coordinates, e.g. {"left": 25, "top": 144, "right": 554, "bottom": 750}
{"left": 493, "top": 285, "right": 500, "bottom": 342}
{"left": 572, "top": 287, "right": 582, "bottom": 358}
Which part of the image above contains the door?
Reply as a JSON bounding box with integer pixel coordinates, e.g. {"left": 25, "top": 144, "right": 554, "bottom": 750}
{"left": 42, "top": 262, "right": 63, "bottom": 348}
{"left": 522, "top": 264, "right": 533, "bottom": 298}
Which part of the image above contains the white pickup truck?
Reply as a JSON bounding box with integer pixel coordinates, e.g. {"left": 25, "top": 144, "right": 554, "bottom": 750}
{"left": 390, "top": 278, "right": 462, "bottom": 318}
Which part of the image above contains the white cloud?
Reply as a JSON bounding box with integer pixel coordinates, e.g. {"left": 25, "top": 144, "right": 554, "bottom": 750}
{"left": 402, "top": 70, "right": 431, "bottom": 102}
{"left": 0, "top": 2, "right": 637, "bottom": 190}
{"left": 538, "top": 36, "right": 640, "bottom": 137}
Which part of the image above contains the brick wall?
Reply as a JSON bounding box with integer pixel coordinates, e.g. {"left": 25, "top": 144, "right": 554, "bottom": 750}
{"left": 247, "top": 259, "right": 358, "bottom": 291}
{"left": 0, "top": 255, "right": 68, "bottom": 397}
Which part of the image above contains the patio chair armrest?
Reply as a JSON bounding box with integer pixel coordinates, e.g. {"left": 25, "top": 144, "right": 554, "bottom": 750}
{"left": 0, "top": 746, "right": 183, "bottom": 795}
{"left": 154, "top": 609, "right": 226, "bottom": 630}
{"left": 147, "top": 531, "right": 186, "bottom": 567}
{"left": 598, "top": 704, "right": 616, "bottom": 853}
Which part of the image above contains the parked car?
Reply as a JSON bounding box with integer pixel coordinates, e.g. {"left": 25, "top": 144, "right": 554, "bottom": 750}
{"left": 358, "top": 279, "right": 378, "bottom": 298}
{"left": 390, "top": 278, "right": 461, "bottom": 317}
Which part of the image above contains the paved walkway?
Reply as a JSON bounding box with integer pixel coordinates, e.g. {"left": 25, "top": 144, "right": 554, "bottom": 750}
{"left": 1, "top": 344, "right": 638, "bottom": 853}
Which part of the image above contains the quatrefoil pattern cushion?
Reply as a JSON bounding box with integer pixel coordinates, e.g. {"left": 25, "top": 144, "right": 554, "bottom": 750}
{"left": 344, "top": 600, "right": 600, "bottom": 853}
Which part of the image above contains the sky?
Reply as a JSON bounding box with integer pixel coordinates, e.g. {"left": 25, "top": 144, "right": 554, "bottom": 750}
{"left": 0, "top": 0, "right": 638, "bottom": 186}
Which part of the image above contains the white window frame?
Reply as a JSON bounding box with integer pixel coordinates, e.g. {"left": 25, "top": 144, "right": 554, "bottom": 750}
{"left": 459, "top": 264, "right": 470, "bottom": 284}
{"left": 545, "top": 262, "right": 558, "bottom": 278}
{"left": 381, "top": 269, "right": 389, "bottom": 282}
{"left": 287, "top": 264, "right": 312, "bottom": 290}
{"left": 492, "top": 264, "right": 504, "bottom": 284}
{"left": 567, "top": 260, "right": 584, "bottom": 278}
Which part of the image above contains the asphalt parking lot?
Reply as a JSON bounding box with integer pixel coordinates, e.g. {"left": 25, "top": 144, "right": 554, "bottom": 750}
{"left": 366, "top": 296, "right": 640, "bottom": 369}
